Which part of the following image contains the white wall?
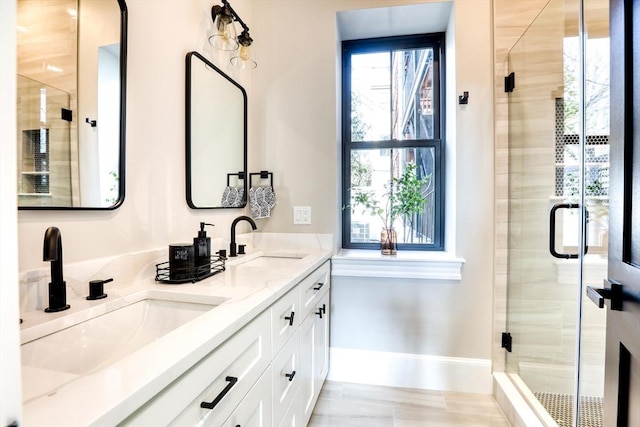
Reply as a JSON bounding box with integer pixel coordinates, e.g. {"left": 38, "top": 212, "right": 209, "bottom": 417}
{"left": 17, "top": 0, "right": 255, "bottom": 272}
{"left": 1, "top": 1, "right": 23, "bottom": 424}
{"left": 248, "top": 0, "right": 494, "bottom": 390}
{"left": 78, "top": 0, "right": 120, "bottom": 206}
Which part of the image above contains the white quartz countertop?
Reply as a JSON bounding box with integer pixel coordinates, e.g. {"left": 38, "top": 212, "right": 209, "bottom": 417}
{"left": 19, "top": 233, "right": 333, "bottom": 427}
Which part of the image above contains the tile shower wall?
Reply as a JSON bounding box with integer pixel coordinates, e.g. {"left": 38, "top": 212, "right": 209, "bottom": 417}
{"left": 492, "top": 0, "right": 552, "bottom": 376}
{"left": 17, "top": 0, "right": 78, "bottom": 206}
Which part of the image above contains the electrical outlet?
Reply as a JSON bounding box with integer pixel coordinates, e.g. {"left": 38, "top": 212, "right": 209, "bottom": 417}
{"left": 293, "top": 206, "right": 311, "bottom": 225}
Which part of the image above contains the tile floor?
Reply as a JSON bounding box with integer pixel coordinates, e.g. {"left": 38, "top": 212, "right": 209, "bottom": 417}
{"left": 309, "top": 381, "right": 511, "bottom": 427}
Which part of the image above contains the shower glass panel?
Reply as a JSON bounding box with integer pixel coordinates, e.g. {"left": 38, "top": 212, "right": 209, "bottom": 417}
{"left": 506, "top": 0, "right": 608, "bottom": 425}
{"left": 17, "top": 75, "right": 72, "bottom": 207}
{"left": 577, "top": 0, "right": 609, "bottom": 422}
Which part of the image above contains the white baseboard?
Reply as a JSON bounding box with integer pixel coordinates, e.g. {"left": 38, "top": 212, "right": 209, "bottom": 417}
{"left": 327, "top": 347, "right": 492, "bottom": 394}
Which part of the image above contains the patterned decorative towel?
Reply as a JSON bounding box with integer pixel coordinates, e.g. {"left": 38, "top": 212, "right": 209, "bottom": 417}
{"left": 220, "top": 186, "right": 245, "bottom": 208}
{"left": 249, "top": 186, "right": 276, "bottom": 219}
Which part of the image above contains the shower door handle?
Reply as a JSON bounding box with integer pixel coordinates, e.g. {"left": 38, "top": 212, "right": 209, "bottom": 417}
{"left": 587, "top": 279, "right": 623, "bottom": 311}
{"left": 549, "top": 203, "right": 589, "bottom": 259}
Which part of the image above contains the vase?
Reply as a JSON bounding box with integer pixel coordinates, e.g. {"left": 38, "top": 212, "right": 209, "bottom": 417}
{"left": 380, "top": 228, "right": 397, "bottom": 255}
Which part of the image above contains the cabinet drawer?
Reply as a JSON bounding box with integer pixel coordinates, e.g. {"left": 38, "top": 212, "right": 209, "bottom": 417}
{"left": 300, "top": 261, "right": 330, "bottom": 320}
{"left": 278, "top": 389, "right": 300, "bottom": 427}
{"left": 221, "top": 366, "right": 272, "bottom": 427}
{"left": 271, "top": 329, "right": 300, "bottom": 427}
{"left": 121, "top": 309, "right": 271, "bottom": 427}
{"left": 270, "top": 286, "right": 300, "bottom": 356}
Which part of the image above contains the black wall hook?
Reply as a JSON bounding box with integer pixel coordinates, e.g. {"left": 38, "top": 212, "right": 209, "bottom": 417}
{"left": 458, "top": 91, "right": 469, "bottom": 105}
{"left": 85, "top": 117, "right": 97, "bottom": 127}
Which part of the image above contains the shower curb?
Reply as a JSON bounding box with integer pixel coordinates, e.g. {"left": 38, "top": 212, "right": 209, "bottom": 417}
{"left": 494, "top": 372, "right": 546, "bottom": 427}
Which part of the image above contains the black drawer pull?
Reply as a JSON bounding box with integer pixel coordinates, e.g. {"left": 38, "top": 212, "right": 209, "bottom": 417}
{"left": 285, "top": 370, "right": 296, "bottom": 382}
{"left": 200, "top": 376, "right": 238, "bottom": 409}
{"left": 284, "top": 311, "right": 295, "bottom": 326}
{"left": 313, "top": 282, "right": 324, "bottom": 291}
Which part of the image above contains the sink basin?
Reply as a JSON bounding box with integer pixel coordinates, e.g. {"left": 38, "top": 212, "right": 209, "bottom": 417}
{"left": 21, "top": 290, "right": 227, "bottom": 377}
{"left": 234, "top": 254, "right": 306, "bottom": 269}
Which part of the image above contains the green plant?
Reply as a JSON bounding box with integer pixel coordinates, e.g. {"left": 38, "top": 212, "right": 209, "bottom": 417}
{"left": 105, "top": 170, "right": 119, "bottom": 204}
{"left": 350, "top": 163, "right": 429, "bottom": 231}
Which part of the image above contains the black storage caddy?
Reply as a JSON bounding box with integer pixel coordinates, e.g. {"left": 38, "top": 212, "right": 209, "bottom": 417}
{"left": 155, "top": 255, "right": 225, "bottom": 284}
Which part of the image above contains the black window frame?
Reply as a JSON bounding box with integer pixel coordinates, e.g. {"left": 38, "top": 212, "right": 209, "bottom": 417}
{"left": 341, "top": 33, "right": 446, "bottom": 251}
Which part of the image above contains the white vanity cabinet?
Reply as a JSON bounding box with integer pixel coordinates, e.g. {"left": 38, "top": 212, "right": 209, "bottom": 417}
{"left": 119, "top": 260, "right": 331, "bottom": 427}
{"left": 120, "top": 309, "right": 272, "bottom": 427}
{"left": 271, "top": 260, "right": 330, "bottom": 427}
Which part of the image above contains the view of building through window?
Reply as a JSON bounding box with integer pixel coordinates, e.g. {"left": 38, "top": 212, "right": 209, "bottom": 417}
{"left": 343, "top": 35, "right": 444, "bottom": 250}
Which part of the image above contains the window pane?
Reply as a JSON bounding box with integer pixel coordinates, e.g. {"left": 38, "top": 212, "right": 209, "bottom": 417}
{"left": 391, "top": 48, "right": 435, "bottom": 140}
{"left": 351, "top": 52, "right": 390, "bottom": 141}
{"left": 349, "top": 147, "right": 436, "bottom": 244}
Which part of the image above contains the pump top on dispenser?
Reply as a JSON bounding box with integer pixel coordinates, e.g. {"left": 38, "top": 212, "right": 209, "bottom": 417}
{"left": 194, "top": 222, "right": 214, "bottom": 273}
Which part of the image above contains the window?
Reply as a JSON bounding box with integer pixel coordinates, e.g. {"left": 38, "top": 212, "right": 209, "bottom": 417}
{"left": 342, "top": 34, "right": 445, "bottom": 251}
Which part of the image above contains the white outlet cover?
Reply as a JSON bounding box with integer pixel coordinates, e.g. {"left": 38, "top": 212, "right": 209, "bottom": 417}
{"left": 293, "top": 206, "right": 311, "bottom": 225}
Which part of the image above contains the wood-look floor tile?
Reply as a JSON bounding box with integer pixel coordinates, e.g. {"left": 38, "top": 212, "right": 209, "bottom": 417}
{"left": 443, "top": 391, "right": 508, "bottom": 418}
{"left": 340, "top": 382, "right": 447, "bottom": 411}
{"left": 310, "top": 381, "right": 511, "bottom": 427}
{"left": 308, "top": 397, "right": 394, "bottom": 427}
{"left": 318, "top": 380, "right": 344, "bottom": 401}
{"left": 393, "top": 406, "right": 510, "bottom": 427}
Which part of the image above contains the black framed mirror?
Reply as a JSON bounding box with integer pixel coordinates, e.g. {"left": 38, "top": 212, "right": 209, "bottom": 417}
{"left": 16, "top": 0, "right": 127, "bottom": 210}
{"left": 186, "top": 51, "right": 247, "bottom": 209}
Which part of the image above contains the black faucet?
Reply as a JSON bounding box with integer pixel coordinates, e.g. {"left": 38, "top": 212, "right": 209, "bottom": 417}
{"left": 43, "top": 226, "right": 70, "bottom": 312}
{"left": 229, "top": 215, "right": 257, "bottom": 257}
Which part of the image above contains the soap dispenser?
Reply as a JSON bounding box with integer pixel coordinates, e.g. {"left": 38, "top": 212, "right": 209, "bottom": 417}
{"left": 194, "top": 222, "right": 214, "bottom": 274}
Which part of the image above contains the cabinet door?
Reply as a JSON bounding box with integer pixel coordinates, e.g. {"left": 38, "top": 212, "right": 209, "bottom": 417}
{"left": 299, "top": 309, "right": 316, "bottom": 426}
{"left": 299, "top": 287, "right": 330, "bottom": 426}
{"left": 221, "top": 367, "right": 272, "bottom": 427}
{"left": 278, "top": 390, "right": 301, "bottom": 427}
{"left": 313, "top": 290, "right": 330, "bottom": 394}
{"left": 271, "top": 286, "right": 300, "bottom": 356}
{"left": 272, "top": 329, "right": 300, "bottom": 427}
{"left": 300, "top": 261, "right": 330, "bottom": 319}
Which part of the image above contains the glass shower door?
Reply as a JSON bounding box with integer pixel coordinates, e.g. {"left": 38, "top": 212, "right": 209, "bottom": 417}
{"left": 505, "top": 0, "right": 609, "bottom": 425}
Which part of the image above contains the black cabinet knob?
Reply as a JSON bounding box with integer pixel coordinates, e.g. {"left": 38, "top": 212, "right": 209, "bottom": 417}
{"left": 285, "top": 370, "right": 296, "bottom": 382}
{"left": 284, "top": 311, "right": 295, "bottom": 326}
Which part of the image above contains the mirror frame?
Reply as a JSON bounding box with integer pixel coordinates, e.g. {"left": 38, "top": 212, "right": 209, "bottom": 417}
{"left": 19, "top": 0, "right": 128, "bottom": 210}
{"left": 185, "top": 51, "right": 248, "bottom": 209}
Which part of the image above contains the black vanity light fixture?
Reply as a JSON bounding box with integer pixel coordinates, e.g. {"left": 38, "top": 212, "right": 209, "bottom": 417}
{"left": 210, "top": 0, "right": 257, "bottom": 70}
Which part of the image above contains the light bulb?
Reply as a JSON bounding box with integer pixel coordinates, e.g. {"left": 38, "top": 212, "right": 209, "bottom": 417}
{"left": 239, "top": 46, "right": 250, "bottom": 61}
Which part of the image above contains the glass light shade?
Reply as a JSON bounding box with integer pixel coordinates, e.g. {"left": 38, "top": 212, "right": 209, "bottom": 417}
{"left": 230, "top": 45, "right": 257, "bottom": 69}
{"left": 209, "top": 16, "right": 239, "bottom": 51}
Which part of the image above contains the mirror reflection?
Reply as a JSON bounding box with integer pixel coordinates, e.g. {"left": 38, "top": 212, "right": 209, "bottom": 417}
{"left": 186, "top": 51, "right": 247, "bottom": 209}
{"left": 16, "top": 0, "right": 126, "bottom": 209}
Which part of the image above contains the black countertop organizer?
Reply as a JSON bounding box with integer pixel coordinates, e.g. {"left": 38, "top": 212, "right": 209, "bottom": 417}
{"left": 155, "top": 255, "right": 226, "bottom": 284}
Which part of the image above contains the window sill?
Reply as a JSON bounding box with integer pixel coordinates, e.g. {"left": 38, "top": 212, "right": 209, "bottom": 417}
{"left": 331, "top": 249, "right": 465, "bottom": 281}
